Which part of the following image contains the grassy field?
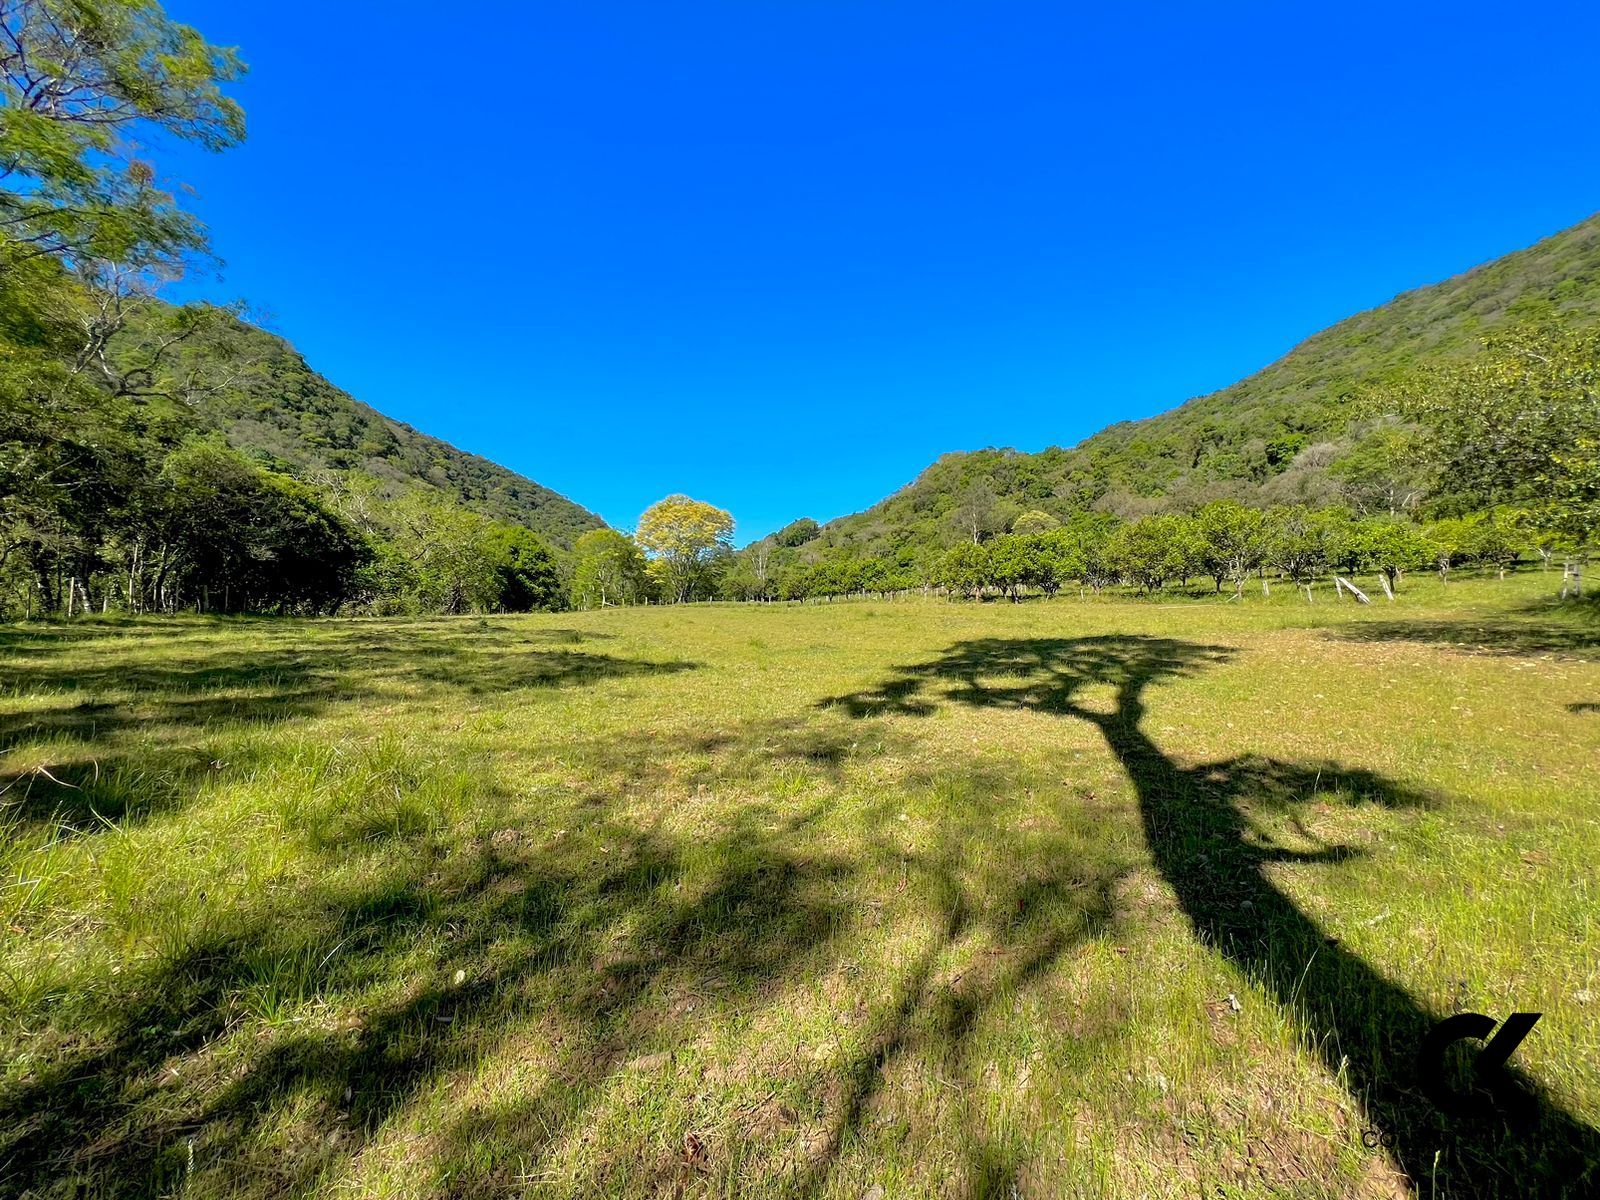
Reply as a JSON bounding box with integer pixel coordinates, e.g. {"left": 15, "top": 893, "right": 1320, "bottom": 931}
{"left": 2, "top": 574, "right": 1597, "bottom": 1200}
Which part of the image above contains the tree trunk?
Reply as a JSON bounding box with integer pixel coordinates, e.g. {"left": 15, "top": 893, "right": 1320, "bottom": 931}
{"left": 126, "top": 541, "right": 140, "bottom": 613}
{"left": 153, "top": 544, "right": 171, "bottom": 612}
{"left": 1379, "top": 570, "right": 1395, "bottom": 601}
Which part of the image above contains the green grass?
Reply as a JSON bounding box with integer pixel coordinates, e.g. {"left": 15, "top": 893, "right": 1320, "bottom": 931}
{"left": 2, "top": 573, "right": 1597, "bottom": 1199}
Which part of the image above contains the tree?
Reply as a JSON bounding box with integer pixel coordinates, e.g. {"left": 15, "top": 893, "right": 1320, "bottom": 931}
{"left": 570, "top": 528, "right": 651, "bottom": 608}
{"left": 1506, "top": 506, "right": 1574, "bottom": 573}
{"left": 774, "top": 517, "right": 820, "bottom": 547}
{"left": 484, "top": 524, "right": 561, "bottom": 611}
{"left": 1024, "top": 513, "right": 1120, "bottom": 596}
{"left": 988, "top": 534, "right": 1038, "bottom": 601}
{"left": 937, "top": 541, "right": 991, "bottom": 599}
{"left": 635, "top": 494, "right": 733, "bottom": 603}
{"left": 945, "top": 481, "right": 1011, "bottom": 545}
{"left": 387, "top": 489, "right": 502, "bottom": 613}
{"left": 151, "top": 439, "right": 366, "bottom": 613}
{"left": 0, "top": 0, "right": 246, "bottom": 616}
{"left": 1, "top": 0, "right": 246, "bottom": 270}
{"left": 1193, "top": 501, "right": 1267, "bottom": 598}
{"left": 1105, "top": 515, "right": 1195, "bottom": 594}
{"left": 1348, "top": 518, "right": 1430, "bottom": 600}
{"left": 1011, "top": 509, "right": 1061, "bottom": 536}
{"left": 1422, "top": 516, "right": 1473, "bottom": 581}
{"left": 1030, "top": 529, "right": 1081, "bottom": 597}
{"left": 811, "top": 549, "right": 869, "bottom": 599}
{"left": 775, "top": 559, "right": 815, "bottom": 602}
{"left": 721, "top": 544, "right": 768, "bottom": 600}
{"left": 1462, "top": 515, "right": 1521, "bottom": 579}
{"left": 1377, "top": 324, "right": 1599, "bottom": 590}
{"left": 1330, "top": 422, "right": 1431, "bottom": 517}
{"left": 1265, "top": 506, "right": 1335, "bottom": 600}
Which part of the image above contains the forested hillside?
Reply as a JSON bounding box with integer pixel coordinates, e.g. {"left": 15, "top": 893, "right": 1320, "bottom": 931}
{"left": 808, "top": 212, "right": 1600, "bottom": 556}
{"left": 135, "top": 305, "right": 605, "bottom": 550}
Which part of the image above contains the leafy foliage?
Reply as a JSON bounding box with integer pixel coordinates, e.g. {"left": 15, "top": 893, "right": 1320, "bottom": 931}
{"left": 0, "top": 1, "right": 597, "bottom": 617}
{"left": 1375, "top": 324, "right": 1600, "bottom": 550}
{"left": 636, "top": 494, "right": 733, "bottom": 603}
{"left": 570, "top": 528, "right": 653, "bottom": 609}
{"left": 149, "top": 439, "right": 366, "bottom": 613}
{"left": 774, "top": 516, "right": 820, "bottom": 547}
{"left": 1105, "top": 515, "right": 1198, "bottom": 594}
{"left": 0, "top": 0, "right": 245, "bottom": 270}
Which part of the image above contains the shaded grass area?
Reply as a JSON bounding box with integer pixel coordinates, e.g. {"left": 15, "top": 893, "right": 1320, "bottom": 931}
{"left": 0, "top": 621, "right": 695, "bottom": 839}
{"left": 2, "top": 578, "right": 1597, "bottom": 1198}
{"left": 1330, "top": 618, "right": 1600, "bottom": 659}
{"left": 823, "top": 635, "right": 1600, "bottom": 1196}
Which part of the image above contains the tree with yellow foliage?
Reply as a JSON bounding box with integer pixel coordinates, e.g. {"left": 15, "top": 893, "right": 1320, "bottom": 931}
{"left": 636, "top": 494, "right": 734, "bottom": 603}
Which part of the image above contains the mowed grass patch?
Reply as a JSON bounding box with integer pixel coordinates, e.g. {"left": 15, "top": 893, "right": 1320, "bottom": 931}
{"left": 1, "top": 575, "right": 1596, "bottom": 1199}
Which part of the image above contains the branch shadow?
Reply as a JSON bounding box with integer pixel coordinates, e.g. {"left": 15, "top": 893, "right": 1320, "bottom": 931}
{"left": 0, "top": 799, "right": 843, "bottom": 1196}
{"left": 781, "top": 835, "right": 1123, "bottom": 1200}
{"left": 430, "top": 724, "right": 1131, "bottom": 1197}
{"left": 822, "top": 635, "right": 1600, "bottom": 1199}
{"left": 0, "top": 623, "right": 697, "bottom": 840}
{"left": 1327, "top": 618, "right": 1600, "bottom": 660}
{"left": 3, "top": 697, "right": 1124, "bottom": 1198}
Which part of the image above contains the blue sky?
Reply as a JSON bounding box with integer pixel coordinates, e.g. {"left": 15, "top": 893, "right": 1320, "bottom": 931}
{"left": 160, "top": 1, "right": 1600, "bottom": 543}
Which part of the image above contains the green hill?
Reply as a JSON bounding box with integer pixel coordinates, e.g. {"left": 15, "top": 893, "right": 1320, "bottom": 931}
{"left": 810, "top": 211, "right": 1600, "bottom": 554}
{"left": 165, "top": 310, "right": 607, "bottom": 550}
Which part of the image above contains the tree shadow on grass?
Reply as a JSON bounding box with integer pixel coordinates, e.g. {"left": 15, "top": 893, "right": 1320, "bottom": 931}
{"left": 0, "top": 624, "right": 697, "bottom": 841}
{"left": 1327, "top": 617, "right": 1600, "bottom": 659}
{"left": 1, "top": 714, "right": 1126, "bottom": 1199}
{"left": 779, "top": 831, "right": 1123, "bottom": 1200}
{"left": 0, "top": 659, "right": 1132, "bottom": 1200}
{"left": 426, "top": 722, "right": 1130, "bottom": 1198}
{"left": 823, "top": 636, "right": 1600, "bottom": 1199}
{"left": 0, "top": 795, "right": 846, "bottom": 1197}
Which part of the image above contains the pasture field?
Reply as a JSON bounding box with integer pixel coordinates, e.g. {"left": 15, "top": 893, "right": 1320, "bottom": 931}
{"left": 1, "top": 575, "right": 1597, "bottom": 1199}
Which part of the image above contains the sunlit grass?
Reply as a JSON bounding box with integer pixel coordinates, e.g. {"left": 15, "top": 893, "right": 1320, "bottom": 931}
{"left": 1, "top": 572, "right": 1596, "bottom": 1198}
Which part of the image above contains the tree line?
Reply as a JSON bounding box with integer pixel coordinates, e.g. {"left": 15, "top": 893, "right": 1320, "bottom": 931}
{"left": 705, "top": 504, "right": 1539, "bottom": 605}
{"left": 560, "top": 498, "right": 1554, "bottom": 609}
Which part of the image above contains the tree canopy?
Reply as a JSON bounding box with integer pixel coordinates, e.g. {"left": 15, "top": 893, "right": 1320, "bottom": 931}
{"left": 1, "top": 0, "right": 245, "bottom": 272}
{"left": 1377, "top": 324, "right": 1599, "bottom": 551}
{"left": 571, "top": 528, "right": 652, "bottom": 609}
{"left": 636, "top": 494, "right": 733, "bottom": 603}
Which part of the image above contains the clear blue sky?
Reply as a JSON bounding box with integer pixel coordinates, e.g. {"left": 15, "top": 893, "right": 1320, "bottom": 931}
{"left": 160, "top": 1, "right": 1600, "bottom": 543}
